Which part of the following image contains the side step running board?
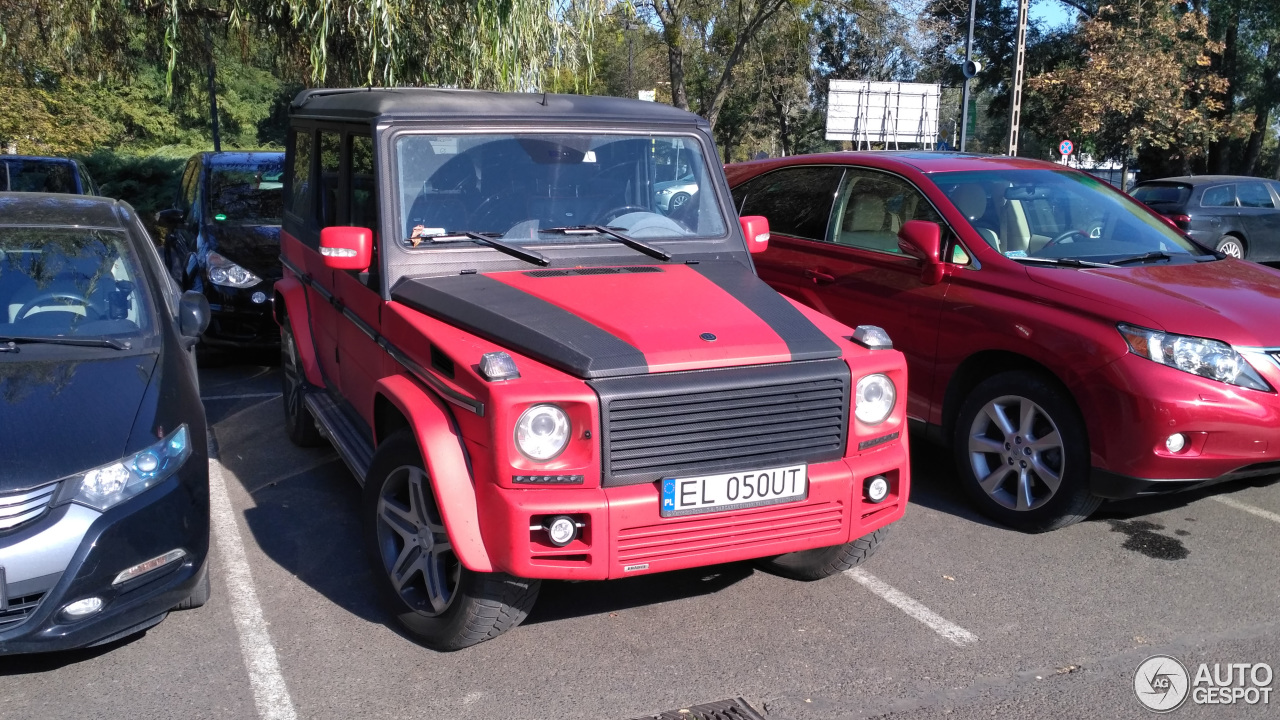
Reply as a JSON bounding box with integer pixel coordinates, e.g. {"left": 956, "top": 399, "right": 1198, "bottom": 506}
{"left": 305, "top": 392, "right": 375, "bottom": 484}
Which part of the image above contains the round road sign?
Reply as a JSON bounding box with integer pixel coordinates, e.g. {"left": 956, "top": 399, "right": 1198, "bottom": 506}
{"left": 1059, "top": 139, "right": 1074, "bottom": 157}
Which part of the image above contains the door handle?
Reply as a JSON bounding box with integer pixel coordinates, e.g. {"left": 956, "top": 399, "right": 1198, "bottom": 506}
{"left": 803, "top": 268, "right": 835, "bottom": 284}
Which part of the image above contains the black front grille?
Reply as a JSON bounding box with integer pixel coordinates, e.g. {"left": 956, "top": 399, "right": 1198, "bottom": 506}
{"left": 591, "top": 359, "right": 850, "bottom": 486}
{"left": 0, "top": 591, "right": 46, "bottom": 631}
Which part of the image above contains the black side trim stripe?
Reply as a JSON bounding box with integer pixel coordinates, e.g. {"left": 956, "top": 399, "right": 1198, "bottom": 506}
{"left": 280, "top": 256, "right": 484, "bottom": 416}
{"left": 691, "top": 262, "right": 841, "bottom": 362}
{"left": 392, "top": 274, "right": 649, "bottom": 379}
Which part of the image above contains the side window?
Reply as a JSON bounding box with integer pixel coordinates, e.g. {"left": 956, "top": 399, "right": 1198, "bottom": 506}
{"left": 288, "top": 129, "right": 313, "bottom": 221}
{"left": 1237, "top": 182, "right": 1275, "bottom": 209}
{"left": 734, "top": 166, "right": 845, "bottom": 241}
{"left": 185, "top": 164, "right": 203, "bottom": 230}
{"left": 830, "top": 169, "right": 941, "bottom": 254}
{"left": 1201, "top": 185, "right": 1236, "bottom": 207}
{"left": 318, "top": 131, "right": 342, "bottom": 228}
{"left": 349, "top": 135, "right": 378, "bottom": 232}
{"left": 180, "top": 159, "right": 199, "bottom": 218}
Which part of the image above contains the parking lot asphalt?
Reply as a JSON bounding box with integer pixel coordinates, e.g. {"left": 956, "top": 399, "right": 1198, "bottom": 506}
{"left": 2, "top": 360, "right": 1278, "bottom": 719}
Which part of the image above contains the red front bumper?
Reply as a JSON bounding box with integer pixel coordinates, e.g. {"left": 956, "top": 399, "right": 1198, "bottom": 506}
{"left": 1079, "top": 352, "right": 1280, "bottom": 494}
{"left": 473, "top": 439, "right": 909, "bottom": 580}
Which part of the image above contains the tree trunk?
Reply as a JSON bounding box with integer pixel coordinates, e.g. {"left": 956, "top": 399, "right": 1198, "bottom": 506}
{"left": 654, "top": 1, "right": 690, "bottom": 111}
{"left": 702, "top": 0, "right": 789, "bottom": 131}
{"left": 1207, "top": 9, "right": 1240, "bottom": 174}
{"left": 1242, "top": 106, "right": 1270, "bottom": 176}
{"left": 773, "top": 93, "right": 792, "bottom": 157}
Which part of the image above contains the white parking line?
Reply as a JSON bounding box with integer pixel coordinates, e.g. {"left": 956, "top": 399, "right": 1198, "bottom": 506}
{"left": 1212, "top": 495, "right": 1280, "bottom": 525}
{"left": 845, "top": 568, "right": 978, "bottom": 646}
{"left": 202, "top": 392, "right": 282, "bottom": 401}
{"left": 209, "top": 455, "right": 299, "bottom": 720}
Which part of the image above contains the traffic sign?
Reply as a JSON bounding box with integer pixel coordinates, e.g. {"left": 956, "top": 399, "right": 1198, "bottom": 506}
{"left": 1059, "top": 139, "right": 1074, "bottom": 157}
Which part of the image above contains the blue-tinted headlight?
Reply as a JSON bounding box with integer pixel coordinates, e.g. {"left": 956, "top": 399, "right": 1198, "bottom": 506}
{"left": 64, "top": 425, "right": 193, "bottom": 511}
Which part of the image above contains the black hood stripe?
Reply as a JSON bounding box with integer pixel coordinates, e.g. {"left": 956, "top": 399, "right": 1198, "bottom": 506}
{"left": 392, "top": 274, "right": 649, "bottom": 379}
{"left": 692, "top": 262, "right": 842, "bottom": 362}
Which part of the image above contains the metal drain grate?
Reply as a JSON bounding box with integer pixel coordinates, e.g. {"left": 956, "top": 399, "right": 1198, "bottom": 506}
{"left": 626, "top": 697, "right": 767, "bottom": 720}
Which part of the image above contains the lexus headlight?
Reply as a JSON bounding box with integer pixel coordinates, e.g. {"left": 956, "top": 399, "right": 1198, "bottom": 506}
{"left": 1118, "top": 324, "right": 1271, "bottom": 391}
{"left": 60, "top": 426, "right": 193, "bottom": 511}
{"left": 207, "top": 251, "right": 261, "bottom": 288}
{"left": 515, "top": 405, "right": 571, "bottom": 461}
{"left": 855, "top": 374, "right": 896, "bottom": 425}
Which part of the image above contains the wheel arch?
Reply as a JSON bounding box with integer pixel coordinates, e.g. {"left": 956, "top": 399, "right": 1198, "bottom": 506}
{"left": 940, "top": 350, "right": 1084, "bottom": 446}
{"left": 273, "top": 278, "right": 324, "bottom": 387}
{"left": 373, "top": 375, "right": 493, "bottom": 573}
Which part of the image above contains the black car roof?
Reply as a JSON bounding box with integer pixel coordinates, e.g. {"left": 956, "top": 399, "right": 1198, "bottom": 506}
{"left": 289, "top": 87, "right": 710, "bottom": 128}
{"left": 0, "top": 192, "right": 130, "bottom": 229}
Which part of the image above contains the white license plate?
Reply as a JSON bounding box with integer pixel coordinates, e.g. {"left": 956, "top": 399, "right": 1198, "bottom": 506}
{"left": 660, "top": 464, "right": 808, "bottom": 518}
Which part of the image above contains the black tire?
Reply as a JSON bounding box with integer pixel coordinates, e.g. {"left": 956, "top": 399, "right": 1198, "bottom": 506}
{"left": 174, "top": 561, "right": 211, "bottom": 610}
{"left": 952, "top": 370, "right": 1102, "bottom": 532}
{"left": 363, "top": 430, "right": 539, "bottom": 651}
{"left": 281, "top": 320, "right": 324, "bottom": 447}
{"left": 1215, "top": 234, "right": 1246, "bottom": 259}
{"left": 756, "top": 527, "right": 888, "bottom": 581}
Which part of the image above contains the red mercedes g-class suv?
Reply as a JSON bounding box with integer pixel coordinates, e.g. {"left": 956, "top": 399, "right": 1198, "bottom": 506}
{"left": 274, "top": 88, "right": 910, "bottom": 650}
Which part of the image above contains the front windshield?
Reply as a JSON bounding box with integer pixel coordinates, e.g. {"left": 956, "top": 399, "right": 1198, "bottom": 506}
{"left": 935, "top": 169, "right": 1204, "bottom": 263}
{"left": 394, "top": 132, "right": 727, "bottom": 244}
{"left": 209, "top": 159, "right": 285, "bottom": 226}
{"left": 0, "top": 227, "right": 155, "bottom": 339}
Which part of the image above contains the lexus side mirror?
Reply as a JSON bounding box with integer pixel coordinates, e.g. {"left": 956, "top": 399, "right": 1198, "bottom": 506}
{"left": 897, "top": 220, "right": 945, "bottom": 285}
{"left": 319, "top": 226, "right": 373, "bottom": 271}
{"left": 178, "top": 290, "right": 210, "bottom": 347}
{"left": 155, "top": 208, "right": 185, "bottom": 229}
{"left": 740, "top": 215, "right": 770, "bottom": 254}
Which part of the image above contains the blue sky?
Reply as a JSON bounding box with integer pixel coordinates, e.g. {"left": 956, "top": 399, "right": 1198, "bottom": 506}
{"left": 1029, "top": 0, "right": 1076, "bottom": 30}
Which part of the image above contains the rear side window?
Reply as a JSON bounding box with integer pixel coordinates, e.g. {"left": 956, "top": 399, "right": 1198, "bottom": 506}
{"left": 318, "top": 132, "right": 342, "bottom": 228}
{"left": 733, "top": 166, "right": 845, "bottom": 241}
{"left": 1201, "top": 185, "right": 1236, "bottom": 207}
{"left": 350, "top": 135, "right": 378, "bottom": 232}
{"left": 288, "top": 130, "right": 313, "bottom": 220}
{"left": 1131, "top": 184, "right": 1189, "bottom": 206}
{"left": 1237, "top": 182, "right": 1275, "bottom": 209}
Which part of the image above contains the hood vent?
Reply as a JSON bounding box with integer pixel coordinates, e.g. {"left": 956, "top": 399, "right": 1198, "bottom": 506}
{"left": 524, "top": 266, "right": 662, "bottom": 278}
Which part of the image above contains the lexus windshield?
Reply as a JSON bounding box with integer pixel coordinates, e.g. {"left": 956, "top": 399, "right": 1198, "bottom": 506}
{"left": 394, "top": 132, "right": 727, "bottom": 245}
{"left": 0, "top": 227, "right": 156, "bottom": 342}
{"left": 935, "top": 169, "right": 1207, "bottom": 264}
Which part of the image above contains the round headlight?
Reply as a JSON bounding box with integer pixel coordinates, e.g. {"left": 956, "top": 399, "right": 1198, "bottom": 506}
{"left": 854, "top": 374, "right": 896, "bottom": 425}
{"left": 515, "top": 404, "right": 571, "bottom": 461}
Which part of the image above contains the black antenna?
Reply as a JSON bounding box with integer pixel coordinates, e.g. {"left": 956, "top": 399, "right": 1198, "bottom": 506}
{"left": 541, "top": 91, "right": 548, "bottom": 106}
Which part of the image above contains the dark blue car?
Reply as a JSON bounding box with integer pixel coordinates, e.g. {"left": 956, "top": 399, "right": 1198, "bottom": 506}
{"left": 0, "top": 192, "right": 211, "bottom": 654}
{"left": 0, "top": 156, "right": 99, "bottom": 195}
{"left": 158, "top": 152, "right": 285, "bottom": 350}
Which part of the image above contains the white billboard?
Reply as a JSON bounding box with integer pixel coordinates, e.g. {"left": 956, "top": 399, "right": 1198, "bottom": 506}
{"left": 826, "top": 80, "right": 941, "bottom": 147}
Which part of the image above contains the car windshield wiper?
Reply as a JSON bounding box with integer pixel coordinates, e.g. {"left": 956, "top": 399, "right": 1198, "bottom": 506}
{"left": 543, "top": 226, "right": 672, "bottom": 262}
{"left": 411, "top": 231, "right": 550, "bottom": 267}
{"left": 1011, "top": 256, "right": 1116, "bottom": 268}
{"left": 1109, "top": 251, "right": 1174, "bottom": 266}
{"left": 0, "top": 335, "right": 131, "bottom": 350}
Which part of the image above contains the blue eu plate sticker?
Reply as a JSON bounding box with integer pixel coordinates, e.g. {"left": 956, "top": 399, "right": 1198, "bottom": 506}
{"left": 662, "top": 479, "right": 676, "bottom": 511}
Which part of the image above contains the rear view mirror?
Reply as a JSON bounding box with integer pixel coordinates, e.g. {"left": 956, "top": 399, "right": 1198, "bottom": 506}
{"left": 739, "top": 215, "right": 770, "bottom": 254}
{"left": 897, "top": 220, "right": 945, "bottom": 285}
{"left": 178, "top": 291, "right": 210, "bottom": 347}
{"left": 155, "top": 208, "right": 185, "bottom": 228}
{"left": 320, "top": 226, "right": 373, "bottom": 271}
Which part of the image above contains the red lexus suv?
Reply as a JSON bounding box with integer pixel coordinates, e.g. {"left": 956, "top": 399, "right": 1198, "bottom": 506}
{"left": 727, "top": 152, "right": 1280, "bottom": 532}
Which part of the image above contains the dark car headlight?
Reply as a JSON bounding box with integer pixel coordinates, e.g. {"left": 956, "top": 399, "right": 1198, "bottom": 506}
{"left": 58, "top": 426, "right": 194, "bottom": 511}
{"left": 1118, "top": 324, "right": 1272, "bottom": 391}
{"left": 207, "top": 251, "right": 261, "bottom": 288}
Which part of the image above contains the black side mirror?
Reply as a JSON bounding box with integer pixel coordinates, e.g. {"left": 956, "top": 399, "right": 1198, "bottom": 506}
{"left": 155, "top": 208, "right": 185, "bottom": 229}
{"left": 178, "top": 291, "right": 210, "bottom": 347}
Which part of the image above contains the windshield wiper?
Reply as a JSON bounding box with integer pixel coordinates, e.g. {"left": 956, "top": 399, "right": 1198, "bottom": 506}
{"left": 1012, "top": 256, "right": 1116, "bottom": 268}
{"left": 1109, "top": 251, "right": 1173, "bottom": 266}
{"left": 0, "top": 335, "right": 131, "bottom": 350}
{"left": 411, "top": 231, "right": 550, "bottom": 267}
{"left": 544, "top": 226, "right": 671, "bottom": 262}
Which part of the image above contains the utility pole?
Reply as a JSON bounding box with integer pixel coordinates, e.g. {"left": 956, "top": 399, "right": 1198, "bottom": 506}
{"left": 959, "top": 0, "right": 978, "bottom": 152}
{"left": 622, "top": 19, "right": 641, "bottom": 99}
{"left": 193, "top": 7, "right": 229, "bottom": 152}
{"left": 1007, "top": 0, "right": 1028, "bottom": 155}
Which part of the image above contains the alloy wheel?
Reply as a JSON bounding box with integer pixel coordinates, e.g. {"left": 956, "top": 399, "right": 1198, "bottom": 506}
{"left": 1217, "top": 238, "right": 1244, "bottom": 258}
{"left": 967, "top": 395, "right": 1065, "bottom": 511}
{"left": 282, "top": 328, "right": 306, "bottom": 422}
{"left": 375, "top": 465, "right": 460, "bottom": 616}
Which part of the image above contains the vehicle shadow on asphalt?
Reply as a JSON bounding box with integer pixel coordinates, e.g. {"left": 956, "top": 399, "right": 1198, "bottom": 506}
{"left": 0, "top": 634, "right": 144, "bottom": 675}
{"left": 902, "top": 430, "right": 1007, "bottom": 530}
{"left": 525, "top": 563, "right": 756, "bottom": 626}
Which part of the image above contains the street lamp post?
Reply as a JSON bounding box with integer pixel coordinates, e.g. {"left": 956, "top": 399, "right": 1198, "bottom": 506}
{"left": 621, "top": 20, "right": 641, "bottom": 99}
{"left": 192, "top": 7, "right": 229, "bottom": 152}
{"left": 959, "top": 0, "right": 978, "bottom": 152}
